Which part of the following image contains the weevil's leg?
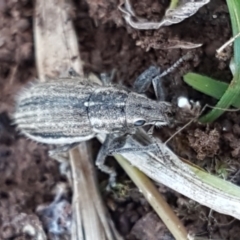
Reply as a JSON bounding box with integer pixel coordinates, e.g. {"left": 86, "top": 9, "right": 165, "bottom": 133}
{"left": 49, "top": 142, "right": 80, "bottom": 162}
{"left": 146, "top": 125, "right": 155, "bottom": 135}
{"left": 106, "top": 133, "right": 159, "bottom": 157}
{"left": 48, "top": 143, "right": 81, "bottom": 180}
{"left": 97, "top": 134, "right": 160, "bottom": 188}
{"left": 108, "top": 136, "right": 168, "bottom": 165}
{"left": 99, "top": 69, "right": 116, "bottom": 86}
{"left": 108, "top": 143, "right": 158, "bottom": 155}
{"left": 96, "top": 134, "right": 135, "bottom": 188}
{"left": 133, "top": 66, "right": 161, "bottom": 93}
{"left": 152, "top": 53, "right": 193, "bottom": 101}
{"left": 96, "top": 134, "right": 117, "bottom": 188}
{"left": 152, "top": 75, "right": 166, "bottom": 101}
{"left": 68, "top": 67, "right": 81, "bottom": 77}
{"left": 96, "top": 133, "right": 138, "bottom": 188}
{"left": 59, "top": 67, "right": 80, "bottom": 78}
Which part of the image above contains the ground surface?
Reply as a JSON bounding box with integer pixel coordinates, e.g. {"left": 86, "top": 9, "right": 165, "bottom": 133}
{"left": 0, "top": 0, "right": 240, "bottom": 239}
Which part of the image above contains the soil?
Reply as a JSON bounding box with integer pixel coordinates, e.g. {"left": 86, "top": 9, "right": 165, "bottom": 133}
{"left": 0, "top": 0, "right": 240, "bottom": 239}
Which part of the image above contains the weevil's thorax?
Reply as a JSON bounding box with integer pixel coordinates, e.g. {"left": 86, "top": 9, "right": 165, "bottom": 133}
{"left": 88, "top": 87, "right": 129, "bottom": 133}
{"left": 125, "top": 92, "right": 172, "bottom": 129}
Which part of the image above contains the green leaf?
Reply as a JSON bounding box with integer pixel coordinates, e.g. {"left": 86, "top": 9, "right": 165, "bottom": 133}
{"left": 183, "top": 72, "right": 240, "bottom": 108}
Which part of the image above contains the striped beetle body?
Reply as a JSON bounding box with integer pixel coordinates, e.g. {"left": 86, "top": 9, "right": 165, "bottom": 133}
{"left": 13, "top": 77, "right": 172, "bottom": 145}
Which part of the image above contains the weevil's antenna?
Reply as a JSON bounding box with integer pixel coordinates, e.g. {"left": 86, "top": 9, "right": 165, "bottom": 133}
{"left": 152, "top": 52, "right": 193, "bottom": 101}
{"left": 159, "top": 52, "right": 193, "bottom": 79}
{"left": 164, "top": 103, "right": 240, "bottom": 145}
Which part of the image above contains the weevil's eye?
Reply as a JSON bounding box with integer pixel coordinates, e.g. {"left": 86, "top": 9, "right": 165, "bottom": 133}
{"left": 134, "top": 120, "right": 146, "bottom": 126}
{"left": 166, "top": 111, "right": 173, "bottom": 118}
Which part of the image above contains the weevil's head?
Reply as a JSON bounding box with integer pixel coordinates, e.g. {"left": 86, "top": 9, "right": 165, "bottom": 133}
{"left": 125, "top": 92, "right": 173, "bottom": 129}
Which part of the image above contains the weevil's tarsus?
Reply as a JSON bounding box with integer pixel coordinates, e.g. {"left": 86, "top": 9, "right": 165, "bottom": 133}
{"left": 49, "top": 151, "right": 70, "bottom": 163}
{"left": 146, "top": 125, "right": 155, "bottom": 135}
{"left": 68, "top": 67, "right": 81, "bottom": 78}
{"left": 100, "top": 72, "right": 111, "bottom": 86}
{"left": 100, "top": 69, "right": 116, "bottom": 86}
{"left": 96, "top": 135, "right": 117, "bottom": 189}
{"left": 55, "top": 143, "right": 81, "bottom": 153}
{"left": 59, "top": 67, "right": 81, "bottom": 78}
{"left": 49, "top": 143, "right": 80, "bottom": 163}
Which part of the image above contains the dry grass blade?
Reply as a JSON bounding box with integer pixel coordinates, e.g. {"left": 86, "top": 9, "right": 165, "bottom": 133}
{"left": 115, "top": 154, "right": 189, "bottom": 240}
{"left": 34, "top": 0, "right": 83, "bottom": 80}
{"left": 70, "top": 145, "right": 122, "bottom": 240}
{"left": 163, "top": 0, "right": 210, "bottom": 26}
{"left": 96, "top": 134, "right": 189, "bottom": 240}
{"left": 34, "top": 0, "right": 122, "bottom": 239}
{"left": 119, "top": 0, "right": 210, "bottom": 30}
{"left": 98, "top": 129, "right": 240, "bottom": 221}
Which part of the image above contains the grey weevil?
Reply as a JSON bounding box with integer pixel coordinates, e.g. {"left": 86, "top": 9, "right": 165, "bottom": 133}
{"left": 13, "top": 62, "right": 183, "bottom": 186}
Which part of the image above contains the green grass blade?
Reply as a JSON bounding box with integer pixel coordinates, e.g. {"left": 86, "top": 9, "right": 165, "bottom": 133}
{"left": 199, "top": 0, "right": 240, "bottom": 123}
{"left": 169, "top": 0, "right": 178, "bottom": 9}
{"left": 184, "top": 73, "right": 228, "bottom": 99}
{"left": 190, "top": 164, "right": 240, "bottom": 198}
{"left": 184, "top": 72, "right": 240, "bottom": 108}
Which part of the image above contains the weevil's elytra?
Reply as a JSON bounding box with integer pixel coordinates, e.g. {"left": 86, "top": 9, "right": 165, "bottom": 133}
{"left": 13, "top": 77, "right": 172, "bottom": 146}
{"left": 14, "top": 79, "right": 95, "bottom": 144}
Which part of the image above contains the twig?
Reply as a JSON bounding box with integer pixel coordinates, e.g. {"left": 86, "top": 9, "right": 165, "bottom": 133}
{"left": 115, "top": 154, "right": 189, "bottom": 240}
{"left": 216, "top": 32, "right": 240, "bottom": 55}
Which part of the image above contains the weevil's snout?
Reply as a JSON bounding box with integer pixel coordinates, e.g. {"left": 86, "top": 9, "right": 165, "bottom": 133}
{"left": 126, "top": 92, "right": 173, "bottom": 129}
